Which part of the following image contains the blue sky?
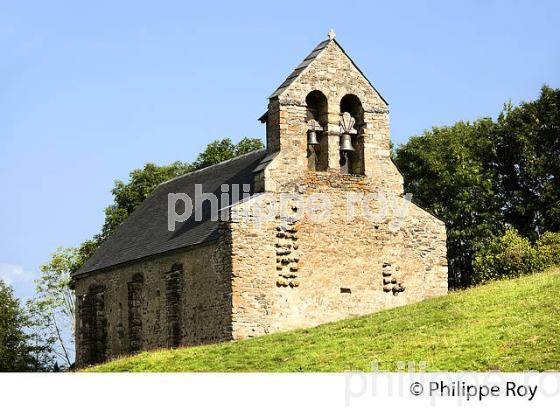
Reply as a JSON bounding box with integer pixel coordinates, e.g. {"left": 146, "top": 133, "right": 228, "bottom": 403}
{"left": 1, "top": 0, "right": 559, "bottom": 301}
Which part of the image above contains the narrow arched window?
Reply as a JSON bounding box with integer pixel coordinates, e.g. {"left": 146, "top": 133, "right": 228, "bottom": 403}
{"left": 305, "top": 91, "right": 328, "bottom": 171}
{"left": 339, "top": 94, "right": 365, "bottom": 175}
{"left": 127, "top": 273, "right": 144, "bottom": 354}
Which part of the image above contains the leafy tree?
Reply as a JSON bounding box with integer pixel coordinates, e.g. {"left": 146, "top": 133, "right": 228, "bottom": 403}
{"left": 28, "top": 247, "right": 79, "bottom": 368}
{"left": 472, "top": 229, "right": 542, "bottom": 284}
{"left": 99, "top": 161, "right": 192, "bottom": 242}
{"left": 235, "top": 137, "right": 266, "bottom": 156}
{"left": 0, "top": 280, "right": 54, "bottom": 371}
{"left": 472, "top": 229, "right": 560, "bottom": 285}
{"left": 495, "top": 86, "right": 560, "bottom": 239}
{"left": 76, "top": 137, "right": 264, "bottom": 270}
{"left": 191, "top": 137, "right": 264, "bottom": 169}
{"left": 98, "top": 137, "right": 263, "bottom": 245}
{"left": 395, "top": 86, "right": 560, "bottom": 287}
{"left": 394, "top": 119, "right": 503, "bottom": 286}
{"left": 536, "top": 231, "right": 560, "bottom": 268}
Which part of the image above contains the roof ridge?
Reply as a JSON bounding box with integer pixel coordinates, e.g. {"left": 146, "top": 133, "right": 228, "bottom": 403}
{"left": 157, "top": 148, "right": 267, "bottom": 189}
{"left": 269, "top": 39, "right": 331, "bottom": 99}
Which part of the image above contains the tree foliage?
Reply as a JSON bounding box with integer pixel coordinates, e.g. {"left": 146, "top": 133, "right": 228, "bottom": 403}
{"left": 472, "top": 229, "right": 541, "bottom": 284}
{"left": 395, "top": 119, "right": 503, "bottom": 286}
{"left": 192, "top": 137, "right": 264, "bottom": 170}
{"left": 495, "top": 85, "right": 560, "bottom": 238}
{"left": 99, "top": 161, "right": 193, "bottom": 242}
{"left": 28, "top": 247, "right": 80, "bottom": 368}
{"left": 395, "top": 86, "right": 560, "bottom": 286}
{"left": 472, "top": 229, "right": 560, "bottom": 284}
{"left": 0, "top": 280, "right": 54, "bottom": 371}
{"left": 74, "top": 137, "right": 264, "bottom": 271}
{"left": 535, "top": 231, "right": 560, "bottom": 268}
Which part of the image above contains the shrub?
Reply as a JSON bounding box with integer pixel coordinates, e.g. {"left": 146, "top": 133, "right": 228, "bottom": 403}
{"left": 472, "top": 229, "right": 542, "bottom": 284}
{"left": 536, "top": 232, "right": 560, "bottom": 268}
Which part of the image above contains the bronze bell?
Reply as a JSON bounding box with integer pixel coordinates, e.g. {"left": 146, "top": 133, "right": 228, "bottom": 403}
{"left": 339, "top": 133, "right": 355, "bottom": 152}
{"left": 307, "top": 130, "right": 320, "bottom": 146}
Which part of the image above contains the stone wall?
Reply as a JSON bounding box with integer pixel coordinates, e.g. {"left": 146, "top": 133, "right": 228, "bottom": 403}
{"left": 73, "top": 240, "right": 233, "bottom": 367}
{"left": 77, "top": 284, "right": 107, "bottom": 365}
{"left": 227, "top": 38, "right": 448, "bottom": 338}
{"left": 260, "top": 40, "right": 401, "bottom": 193}
{"left": 228, "top": 171, "right": 448, "bottom": 339}
{"left": 73, "top": 36, "right": 448, "bottom": 366}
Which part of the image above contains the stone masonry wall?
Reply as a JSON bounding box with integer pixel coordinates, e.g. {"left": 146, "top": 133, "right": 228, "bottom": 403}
{"left": 225, "top": 38, "right": 449, "bottom": 338}
{"left": 261, "top": 40, "right": 402, "bottom": 193}
{"left": 228, "top": 171, "right": 448, "bottom": 339}
{"left": 74, "top": 36, "right": 448, "bottom": 365}
{"left": 73, "top": 240, "right": 232, "bottom": 367}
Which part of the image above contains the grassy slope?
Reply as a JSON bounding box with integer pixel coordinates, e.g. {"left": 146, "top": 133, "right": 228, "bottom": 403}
{"left": 89, "top": 268, "right": 560, "bottom": 372}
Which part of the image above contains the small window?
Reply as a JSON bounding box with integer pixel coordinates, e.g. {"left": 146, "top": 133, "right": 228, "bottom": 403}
{"left": 340, "top": 287, "right": 352, "bottom": 294}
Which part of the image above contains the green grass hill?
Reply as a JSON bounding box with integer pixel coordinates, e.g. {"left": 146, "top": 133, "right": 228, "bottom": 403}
{"left": 88, "top": 268, "right": 560, "bottom": 372}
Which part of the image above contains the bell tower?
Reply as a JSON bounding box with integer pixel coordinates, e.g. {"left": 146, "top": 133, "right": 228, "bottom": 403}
{"left": 257, "top": 31, "right": 403, "bottom": 194}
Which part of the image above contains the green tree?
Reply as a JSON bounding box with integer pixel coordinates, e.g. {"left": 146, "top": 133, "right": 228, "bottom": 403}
{"left": 28, "top": 247, "right": 79, "bottom": 368}
{"left": 191, "top": 137, "right": 264, "bottom": 169}
{"left": 0, "top": 280, "right": 53, "bottom": 371}
{"left": 394, "top": 119, "right": 504, "bottom": 286}
{"left": 536, "top": 231, "right": 560, "bottom": 268}
{"left": 472, "top": 229, "right": 542, "bottom": 284}
{"left": 495, "top": 86, "right": 560, "bottom": 239}
{"left": 394, "top": 86, "right": 560, "bottom": 287}
{"left": 76, "top": 137, "right": 264, "bottom": 270}
{"left": 99, "top": 161, "right": 193, "bottom": 242}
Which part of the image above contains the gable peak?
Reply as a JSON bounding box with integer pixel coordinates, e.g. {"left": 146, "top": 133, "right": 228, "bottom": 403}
{"left": 269, "top": 34, "right": 387, "bottom": 105}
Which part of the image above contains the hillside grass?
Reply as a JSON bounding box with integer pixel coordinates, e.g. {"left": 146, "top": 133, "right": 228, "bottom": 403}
{"left": 88, "top": 268, "right": 560, "bottom": 372}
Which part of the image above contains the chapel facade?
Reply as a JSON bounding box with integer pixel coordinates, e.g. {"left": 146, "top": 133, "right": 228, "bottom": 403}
{"left": 72, "top": 33, "right": 448, "bottom": 367}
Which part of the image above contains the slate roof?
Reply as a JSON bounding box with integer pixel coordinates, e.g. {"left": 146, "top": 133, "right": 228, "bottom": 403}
{"left": 269, "top": 39, "right": 330, "bottom": 98}
{"left": 74, "top": 149, "right": 268, "bottom": 276}
{"left": 269, "top": 38, "right": 388, "bottom": 105}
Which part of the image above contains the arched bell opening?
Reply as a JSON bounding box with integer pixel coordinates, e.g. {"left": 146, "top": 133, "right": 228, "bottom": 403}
{"left": 305, "top": 91, "right": 328, "bottom": 171}
{"left": 339, "top": 94, "right": 365, "bottom": 175}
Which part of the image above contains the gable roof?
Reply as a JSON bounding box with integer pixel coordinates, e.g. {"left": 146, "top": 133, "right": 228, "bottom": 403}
{"left": 74, "top": 149, "right": 268, "bottom": 276}
{"left": 269, "top": 39, "right": 330, "bottom": 99}
{"left": 269, "top": 38, "right": 388, "bottom": 106}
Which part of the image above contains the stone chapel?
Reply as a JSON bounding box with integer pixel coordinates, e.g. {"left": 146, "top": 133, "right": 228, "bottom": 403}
{"left": 71, "top": 33, "right": 448, "bottom": 367}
